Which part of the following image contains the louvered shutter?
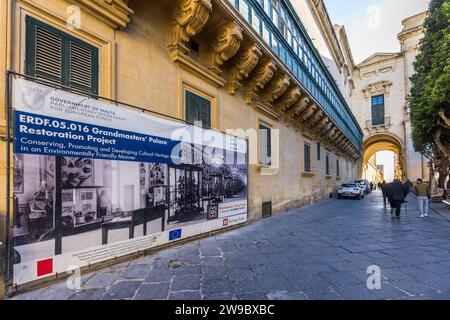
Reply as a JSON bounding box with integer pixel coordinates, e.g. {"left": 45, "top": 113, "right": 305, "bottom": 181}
{"left": 26, "top": 21, "right": 63, "bottom": 84}
{"left": 198, "top": 96, "right": 211, "bottom": 129}
{"left": 26, "top": 16, "right": 98, "bottom": 95}
{"left": 185, "top": 91, "right": 199, "bottom": 125}
{"left": 69, "top": 41, "right": 97, "bottom": 94}
{"left": 185, "top": 91, "right": 211, "bottom": 128}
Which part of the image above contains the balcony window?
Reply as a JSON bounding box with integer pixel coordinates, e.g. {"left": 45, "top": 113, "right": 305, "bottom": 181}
{"left": 272, "top": 36, "right": 279, "bottom": 55}
{"left": 371, "top": 95, "right": 385, "bottom": 126}
{"left": 262, "top": 24, "right": 270, "bottom": 44}
{"left": 239, "top": 0, "right": 250, "bottom": 20}
{"left": 272, "top": 7, "right": 278, "bottom": 26}
{"left": 252, "top": 10, "right": 261, "bottom": 33}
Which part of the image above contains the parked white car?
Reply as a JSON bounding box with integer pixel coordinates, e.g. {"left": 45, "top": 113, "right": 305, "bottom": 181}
{"left": 337, "top": 183, "right": 365, "bottom": 200}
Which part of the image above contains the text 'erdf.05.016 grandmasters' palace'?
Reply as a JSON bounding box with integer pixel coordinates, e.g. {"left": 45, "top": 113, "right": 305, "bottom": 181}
{"left": 0, "top": 0, "right": 363, "bottom": 294}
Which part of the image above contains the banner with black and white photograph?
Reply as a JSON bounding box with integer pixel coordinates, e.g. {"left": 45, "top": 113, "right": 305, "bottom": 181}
{"left": 11, "top": 78, "right": 248, "bottom": 285}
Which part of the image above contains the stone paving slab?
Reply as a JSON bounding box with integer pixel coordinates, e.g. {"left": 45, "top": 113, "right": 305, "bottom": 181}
{"left": 10, "top": 191, "right": 450, "bottom": 300}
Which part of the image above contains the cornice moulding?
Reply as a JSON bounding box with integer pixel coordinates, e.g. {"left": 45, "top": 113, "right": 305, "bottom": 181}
{"left": 71, "top": 0, "right": 133, "bottom": 29}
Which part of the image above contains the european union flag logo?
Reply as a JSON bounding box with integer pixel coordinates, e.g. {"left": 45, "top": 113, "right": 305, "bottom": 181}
{"left": 169, "top": 229, "right": 182, "bottom": 241}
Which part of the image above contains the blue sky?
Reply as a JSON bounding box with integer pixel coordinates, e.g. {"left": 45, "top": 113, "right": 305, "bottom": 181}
{"left": 323, "top": 0, "right": 430, "bottom": 63}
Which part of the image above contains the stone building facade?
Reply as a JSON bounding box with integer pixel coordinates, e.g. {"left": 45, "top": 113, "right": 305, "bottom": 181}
{"left": 350, "top": 11, "right": 429, "bottom": 182}
{"left": 0, "top": 0, "right": 364, "bottom": 295}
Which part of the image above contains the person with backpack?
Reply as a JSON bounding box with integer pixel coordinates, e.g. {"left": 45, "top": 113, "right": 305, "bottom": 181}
{"left": 413, "top": 179, "right": 431, "bottom": 218}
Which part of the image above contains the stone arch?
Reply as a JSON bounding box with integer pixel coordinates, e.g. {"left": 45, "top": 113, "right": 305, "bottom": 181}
{"left": 362, "top": 132, "right": 406, "bottom": 181}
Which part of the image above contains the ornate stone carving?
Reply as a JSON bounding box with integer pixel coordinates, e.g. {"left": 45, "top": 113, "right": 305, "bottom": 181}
{"left": 275, "top": 86, "right": 301, "bottom": 112}
{"left": 209, "top": 21, "right": 243, "bottom": 74}
{"left": 335, "top": 135, "right": 345, "bottom": 144}
{"left": 261, "top": 73, "right": 290, "bottom": 104}
{"left": 287, "top": 96, "right": 310, "bottom": 122}
{"left": 312, "top": 117, "right": 329, "bottom": 132}
{"left": 71, "top": 0, "right": 133, "bottom": 29}
{"left": 363, "top": 81, "right": 393, "bottom": 99}
{"left": 330, "top": 131, "right": 340, "bottom": 140}
{"left": 327, "top": 127, "right": 336, "bottom": 138}
{"left": 170, "top": 0, "right": 212, "bottom": 54}
{"left": 308, "top": 109, "right": 324, "bottom": 127}
{"left": 245, "top": 60, "right": 277, "bottom": 104}
{"left": 322, "top": 122, "right": 333, "bottom": 133}
{"left": 302, "top": 102, "right": 317, "bottom": 121}
{"left": 227, "top": 43, "right": 262, "bottom": 94}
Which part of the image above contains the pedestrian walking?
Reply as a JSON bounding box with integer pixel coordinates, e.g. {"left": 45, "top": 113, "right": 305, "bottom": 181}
{"left": 377, "top": 181, "right": 382, "bottom": 190}
{"left": 381, "top": 180, "right": 388, "bottom": 206}
{"left": 412, "top": 179, "right": 431, "bottom": 218}
{"left": 386, "top": 179, "right": 408, "bottom": 220}
{"left": 404, "top": 179, "right": 413, "bottom": 193}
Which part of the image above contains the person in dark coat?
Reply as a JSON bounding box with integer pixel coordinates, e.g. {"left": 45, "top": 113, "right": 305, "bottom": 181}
{"left": 386, "top": 179, "right": 408, "bottom": 220}
{"left": 381, "top": 180, "right": 388, "bottom": 205}
{"left": 404, "top": 179, "right": 413, "bottom": 193}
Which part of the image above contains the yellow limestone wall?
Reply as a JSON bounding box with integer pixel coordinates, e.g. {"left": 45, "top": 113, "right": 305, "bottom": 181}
{"left": 0, "top": 0, "right": 361, "bottom": 297}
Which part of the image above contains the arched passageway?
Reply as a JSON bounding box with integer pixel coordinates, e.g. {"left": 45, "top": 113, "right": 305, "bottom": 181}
{"left": 362, "top": 133, "right": 405, "bottom": 182}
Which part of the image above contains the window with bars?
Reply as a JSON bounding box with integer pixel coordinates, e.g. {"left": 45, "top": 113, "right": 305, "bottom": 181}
{"left": 259, "top": 123, "right": 272, "bottom": 166}
{"left": 371, "top": 95, "right": 385, "bottom": 126}
{"left": 25, "top": 16, "right": 98, "bottom": 95}
{"left": 304, "top": 143, "right": 311, "bottom": 173}
{"left": 185, "top": 90, "right": 212, "bottom": 128}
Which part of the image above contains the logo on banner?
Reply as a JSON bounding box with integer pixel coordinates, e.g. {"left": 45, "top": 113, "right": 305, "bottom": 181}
{"left": 207, "top": 204, "right": 219, "bottom": 220}
{"left": 223, "top": 218, "right": 229, "bottom": 226}
{"left": 37, "top": 258, "right": 53, "bottom": 277}
{"left": 22, "top": 87, "right": 46, "bottom": 111}
{"left": 169, "top": 229, "right": 182, "bottom": 241}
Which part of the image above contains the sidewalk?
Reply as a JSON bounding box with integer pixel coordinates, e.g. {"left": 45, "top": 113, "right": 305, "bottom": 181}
{"left": 10, "top": 191, "right": 450, "bottom": 300}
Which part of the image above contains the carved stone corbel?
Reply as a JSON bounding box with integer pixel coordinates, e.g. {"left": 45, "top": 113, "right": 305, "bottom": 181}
{"left": 308, "top": 109, "right": 324, "bottom": 127}
{"left": 321, "top": 122, "right": 333, "bottom": 135}
{"left": 275, "top": 86, "right": 301, "bottom": 112}
{"left": 209, "top": 21, "right": 243, "bottom": 74}
{"left": 301, "top": 102, "right": 317, "bottom": 121}
{"left": 261, "top": 73, "right": 290, "bottom": 104}
{"left": 312, "top": 116, "right": 329, "bottom": 132}
{"left": 169, "top": 0, "right": 212, "bottom": 54}
{"left": 288, "top": 96, "right": 310, "bottom": 120}
{"left": 335, "top": 135, "right": 345, "bottom": 145}
{"left": 327, "top": 128, "right": 336, "bottom": 139}
{"left": 227, "top": 43, "right": 262, "bottom": 94}
{"left": 245, "top": 60, "right": 277, "bottom": 104}
{"left": 331, "top": 131, "right": 340, "bottom": 141}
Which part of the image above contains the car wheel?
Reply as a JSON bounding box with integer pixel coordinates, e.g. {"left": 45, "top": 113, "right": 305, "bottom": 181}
{"left": 357, "top": 194, "right": 362, "bottom": 200}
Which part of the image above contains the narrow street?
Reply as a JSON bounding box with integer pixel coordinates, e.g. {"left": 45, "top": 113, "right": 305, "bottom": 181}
{"left": 12, "top": 191, "right": 450, "bottom": 300}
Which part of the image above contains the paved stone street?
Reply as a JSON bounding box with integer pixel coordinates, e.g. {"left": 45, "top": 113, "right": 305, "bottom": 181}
{"left": 11, "top": 191, "right": 450, "bottom": 300}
